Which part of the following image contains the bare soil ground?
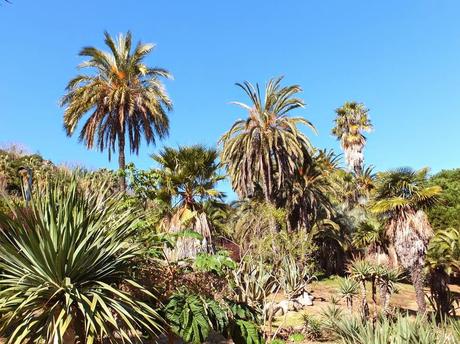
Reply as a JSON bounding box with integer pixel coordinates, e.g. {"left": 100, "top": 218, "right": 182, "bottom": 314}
{"left": 266, "top": 276, "right": 460, "bottom": 343}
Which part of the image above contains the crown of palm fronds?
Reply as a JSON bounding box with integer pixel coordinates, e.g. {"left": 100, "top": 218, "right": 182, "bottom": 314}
{"left": 219, "top": 77, "right": 316, "bottom": 202}
{"left": 332, "top": 101, "right": 372, "bottom": 147}
{"left": 152, "top": 145, "right": 224, "bottom": 209}
{"left": 371, "top": 168, "right": 441, "bottom": 216}
{"left": 282, "top": 150, "right": 337, "bottom": 230}
{"left": 352, "top": 217, "right": 386, "bottom": 249}
{"left": 62, "top": 31, "right": 172, "bottom": 160}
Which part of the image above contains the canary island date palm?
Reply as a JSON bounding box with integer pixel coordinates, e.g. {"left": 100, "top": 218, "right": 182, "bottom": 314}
{"left": 371, "top": 168, "right": 441, "bottom": 314}
{"left": 0, "top": 179, "right": 162, "bottom": 343}
{"left": 220, "top": 77, "right": 316, "bottom": 203}
{"left": 332, "top": 102, "right": 372, "bottom": 175}
{"left": 153, "top": 145, "right": 224, "bottom": 260}
{"left": 61, "top": 31, "right": 172, "bottom": 191}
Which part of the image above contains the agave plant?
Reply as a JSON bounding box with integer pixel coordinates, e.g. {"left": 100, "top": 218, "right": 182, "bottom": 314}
{"left": 276, "top": 255, "right": 314, "bottom": 300}
{"left": 231, "top": 259, "right": 277, "bottom": 309}
{"left": 330, "top": 314, "right": 452, "bottom": 344}
{"left": 0, "top": 180, "right": 162, "bottom": 343}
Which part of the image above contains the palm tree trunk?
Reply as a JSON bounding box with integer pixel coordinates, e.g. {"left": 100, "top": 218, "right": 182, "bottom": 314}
{"left": 118, "top": 134, "right": 126, "bottom": 191}
{"left": 411, "top": 263, "right": 427, "bottom": 315}
{"left": 429, "top": 267, "right": 451, "bottom": 319}
{"left": 359, "top": 280, "right": 369, "bottom": 319}
{"left": 371, "top": 277, "right": 378, "bottom": 319}
{"left": 379, "top": 281, "right": 388, "bottom": 312}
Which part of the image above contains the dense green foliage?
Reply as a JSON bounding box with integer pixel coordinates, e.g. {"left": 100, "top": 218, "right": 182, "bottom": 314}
{"left": 428, "top": 169, "right": 460, "bottom": 230}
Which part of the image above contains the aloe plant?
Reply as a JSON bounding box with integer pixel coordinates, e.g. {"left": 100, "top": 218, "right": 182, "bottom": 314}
{"left": 231, "top": 259, "right": 277, "bottom": 308}
{"left": 276, "top": 255, "right": 314, "bottom": 300}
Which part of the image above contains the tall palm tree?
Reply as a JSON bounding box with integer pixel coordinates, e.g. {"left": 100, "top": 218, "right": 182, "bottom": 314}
{"left": 371, "top": 168, "right": 441, "bottom": 314}
{"left": 332, "top": 101, "right": 372, "bottom": 175}
{"left": 61, "top": 31, "right": 173, "bottom": 191}
{"left": 220, "top": 77, "right": 316, "bottom": 203}
{"left": 153, "top": 145, "right": 224, "bottom": 260}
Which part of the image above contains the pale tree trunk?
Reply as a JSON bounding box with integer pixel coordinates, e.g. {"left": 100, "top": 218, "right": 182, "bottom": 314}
{"left": 164, "top": 209, "right": 213, "bottom": 261}
{"left": 379, "top": 281, "right": 388, "bottom": 313}
{"left": 390, "top": 210, "right": 432, "bottom": 315}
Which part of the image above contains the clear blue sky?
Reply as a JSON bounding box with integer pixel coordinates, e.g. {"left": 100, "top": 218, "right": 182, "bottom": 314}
{"left": 1, "top": 1, "right": 459, "bottom": 197}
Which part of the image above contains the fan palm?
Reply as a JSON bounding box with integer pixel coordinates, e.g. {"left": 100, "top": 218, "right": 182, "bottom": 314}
{"left": 153, "top": 145, "right": 224, "bottom": 260}
{"left": 62, "top": 31, "right": 173, "bottom": 191}
{"left": 371, "top": 167, "right": 441, "bottom": 314}
{"left": 332, "top": 101, "right": 372, "bottom": 175}
{"left": 220, "top": 77, "right": 316, "bottom": 203}
{"left": 0, "top": 179, "right": 162, "bottom": 343}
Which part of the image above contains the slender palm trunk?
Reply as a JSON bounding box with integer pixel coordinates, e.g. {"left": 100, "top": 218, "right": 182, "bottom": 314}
{"left": 371, "top": 276, "right": 378, "bottom": 319}
{"left": 411, "top": 263, "right": 427, "bottom": 315}
{"left": 118, "top": 134, "right": 126, "bottom": 191}
{"left": 347, "top": 297, "right": 353, "bottom": 314}
{"left": 359, "top": 280, "right": 369, "bottom": 319}
{"left": 379, "top": 281, "right": 388, "bottom": 314}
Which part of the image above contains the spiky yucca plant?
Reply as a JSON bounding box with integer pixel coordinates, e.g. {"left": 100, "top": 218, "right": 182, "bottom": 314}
{"left": 338, "top": 277, "right": 359, "bottom": 313}
{"left": 348, "top": 259, "right": 373, "bottom": 318}
{"left": 0, "top": 180, "right": 162, "bottom": 343}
